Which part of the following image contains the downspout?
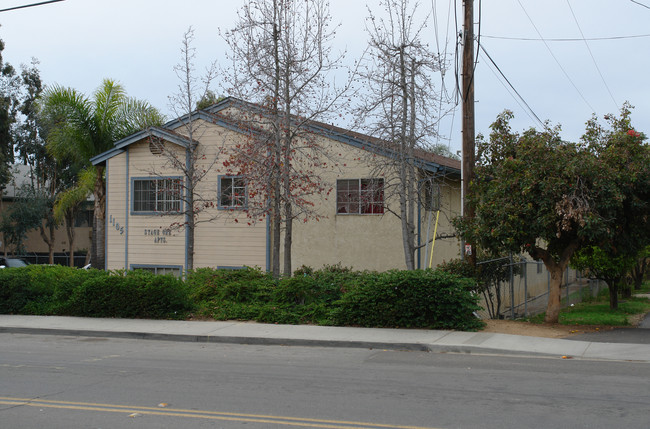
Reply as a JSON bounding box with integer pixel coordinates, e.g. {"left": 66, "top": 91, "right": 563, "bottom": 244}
{"left": 417, "top": 196, "right": 421, "bottom": 270}
{"left": 104, "top": 163, "right": 109, "bottom": 271}
{"left": 125, "top": 148, "right": 129, "bottom": 270}
{"left": 266, "top": 215, "right": 271, "bottom": 272}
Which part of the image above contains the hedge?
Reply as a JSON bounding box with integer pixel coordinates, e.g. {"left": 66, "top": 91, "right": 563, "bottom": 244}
{"left": 331, "top": 269, "right": 484, "bottom": 330}
{"left": 0, "top": 266, "right": 191, "bottom": 319}
{"left": 0, "top": 265, "right": 484, "bottom": 330}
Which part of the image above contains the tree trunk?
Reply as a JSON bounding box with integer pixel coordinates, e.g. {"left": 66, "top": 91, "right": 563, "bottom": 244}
{"left": 545, "top": 266, "right": 563, "bottom": 323}
{"left": 186, "top": 148, "right": 195, "bottom": 271}
{"left": 38, "top": 224, "right": 55, "bottom": 265}
{"left": 187, "top": 214, "right": 194, "bottom": 271}
{"left": 0, "top": 197, "right": 5, "bottom": 257}
{"left": 632, "top": 258, "right": 647, "bottom": 290}
{"left": 283, "top": 204, "right": 292, "bottom": 276}
{"left": 65, "top": 211, "right": 76, "bottom": 267}
{"left": 532, "top": 243, "right": 579, "bottom": 324}
{"left": 92, "top": 165, "right": 106, "bottom": 270}
{"left": 608, "top": 280, "right": 619, "bottom": 310}
{"left": 48, "top": 224, "right": 55, "bottom": 264}
{"left": 397, "top": 45, "right": 416, "bottom": 271}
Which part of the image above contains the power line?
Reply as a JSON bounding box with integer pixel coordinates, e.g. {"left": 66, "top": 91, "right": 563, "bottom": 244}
{"left": 478, "top": 44, "right": 547, "bottom": 130}
{"left": 481, "top": 51, "right": 541, "bottom": 128}
{"left": 516, "top": 0, "right": 596, "bottom": 113}
{"left": 630, "top": 0, "right": 650, "bottom": 10}
{"left": 481, "top": 34, "right": 650, "bottom": 42}
{"left": 0, "top": 0, "right": 65, "bottom": 13}
{"left": 566, "top": 0, "right": 618, "bottom": 109}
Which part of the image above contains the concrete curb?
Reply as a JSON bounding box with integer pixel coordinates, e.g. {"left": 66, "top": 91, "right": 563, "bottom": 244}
{"left": 3, "top": 315, "right": 649, "bottom": 362}
{"left": 0, "top": 326, "right": 558, "bottom": 358}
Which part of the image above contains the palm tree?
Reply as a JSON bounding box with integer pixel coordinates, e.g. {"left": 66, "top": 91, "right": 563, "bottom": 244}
{"left": 42, "top": 79, "right": 164, "bottom": 269}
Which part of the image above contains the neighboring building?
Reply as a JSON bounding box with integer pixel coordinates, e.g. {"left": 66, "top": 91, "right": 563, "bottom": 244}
{"left": 0, "top": 164, "right": 93, "bottom": 265}
{"left": 90, "top": 98, "right": 462, "bottom": 275}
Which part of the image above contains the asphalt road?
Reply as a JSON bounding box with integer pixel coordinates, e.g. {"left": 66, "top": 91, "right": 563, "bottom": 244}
{"left": 1, "top": 333, "right": 649, "bottom": 429}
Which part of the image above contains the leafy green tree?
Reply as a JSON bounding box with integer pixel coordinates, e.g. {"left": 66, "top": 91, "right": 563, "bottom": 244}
{"left": 455, "top": 111, "right": 622, "bottom": 323}
{"left": 0, "top": 184, "right": 48, "bottom": 255}
{"left": 0, "top": 36, "right": 20, "bottom": 191}
{"left": 571, "top": 246, "right": 635, "bottom": 309}
{"left": 195, "top": 89, "right": 221, "bottom": 110}
{"left": 579, "top": 104, "right": 650, "bottom": 301}
{"left": 53, "top": 167, "right": 93, "bottom": 266}
{"left": 630, "top": 246, "right": 650, "bottom": 291}
{"left": 12, "top": 60, "right": 64, "bottom": 263}
{"left": 14, "top": 59, "right": 45, "bottom": 168}
{"left": 564, "top": 105, "right": 650, "bottom": 306}
{"left": 41, "top": 79, "right": 163, "bottom": 269}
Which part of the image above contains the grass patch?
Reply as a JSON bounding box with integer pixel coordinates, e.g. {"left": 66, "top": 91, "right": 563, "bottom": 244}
{"left": 560, "top": 298, "right": 650, "bottom": 326}
{"left": 529, "top": 294, "right": 650, "bottom": 326}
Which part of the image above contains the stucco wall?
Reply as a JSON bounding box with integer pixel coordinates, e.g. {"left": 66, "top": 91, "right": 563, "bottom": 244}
{"left": 103, "top": 111, "right": 462, "bottom": 273}
{"left": 283, "top": 134, "right": 462, "bottom": 272}
{"left": 0, "top": 199, "right": 92, "bottom": 259}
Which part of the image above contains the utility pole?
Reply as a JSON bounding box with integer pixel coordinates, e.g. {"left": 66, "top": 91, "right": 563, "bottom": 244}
{"left": 461, "top": 0, "right": 476, "bottom": 266}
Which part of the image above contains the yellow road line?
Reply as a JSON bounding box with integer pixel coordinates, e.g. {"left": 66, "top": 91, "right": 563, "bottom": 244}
{"left": 0, "top": 396, "right": 442, "bottom": 429}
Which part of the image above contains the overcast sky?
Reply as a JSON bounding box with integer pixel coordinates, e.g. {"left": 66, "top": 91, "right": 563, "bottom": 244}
{"left": 1, "top": 0, "right": 648, "bottom": 155}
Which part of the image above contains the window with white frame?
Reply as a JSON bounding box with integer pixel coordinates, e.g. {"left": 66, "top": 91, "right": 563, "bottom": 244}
{"left": 219, "top": 176, "right": 247, "bottom": 209}
{"left": 336, "top": 179, "right": 384, "bottom": 214}
{"left": 132, "top": 178, "right": 182, "bottom": 213}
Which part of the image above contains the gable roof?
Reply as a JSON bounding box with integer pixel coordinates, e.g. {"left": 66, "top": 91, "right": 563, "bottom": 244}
{"left": 91, "top": 97, "right": 461, "bottom": 177}
{"left": 204, "top": 98, "right": 461, "bottom": 176}
{"left": 90, "top": 126, "right": 195, "bottom": 165}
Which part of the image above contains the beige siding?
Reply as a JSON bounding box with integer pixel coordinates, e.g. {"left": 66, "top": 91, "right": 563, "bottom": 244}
{"left": 102, "top": 110, "right": 462, "bottom": 274}
{"left": 417, "top": 176, "right": 463, "bottom": 269}
{"left": 105, "top": 121, "right": 267, "bottom": 272}
{"left": 106, "top": 152, "right": 128, "bottom": 270}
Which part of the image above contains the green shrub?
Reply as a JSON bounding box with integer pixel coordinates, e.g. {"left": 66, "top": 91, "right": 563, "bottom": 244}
{"left": 0, "top": 265, "right": 102, "bottom": 314}
{"left": 25, "top": 265, "right": 108, "bottom": 314}
{"left": 0, "top": 267, "right": 35, "bottom": 313}
{"left": 333, "top": 269, "right": 484, "bottom": 330}
{"left": 274, "top": 275, "right": 343, "bottom": 306}
{"left": 187, "top": 267, "right": 274, "bottom": 302}
{"left": 69, "top": 270, "right": 192, "bottom": 319}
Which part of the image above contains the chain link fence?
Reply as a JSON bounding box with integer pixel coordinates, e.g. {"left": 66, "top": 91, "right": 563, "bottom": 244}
{"left": 475, "top": 257, "right": 608, "bottom": 320}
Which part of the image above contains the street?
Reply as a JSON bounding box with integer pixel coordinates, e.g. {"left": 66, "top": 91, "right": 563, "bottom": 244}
{"left": 0, "top": 333, "right": 648, "bottom": 429}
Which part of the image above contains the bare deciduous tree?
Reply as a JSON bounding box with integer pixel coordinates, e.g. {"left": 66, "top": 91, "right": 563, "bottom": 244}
{"left": 145, "top": 27, "right": 220, "bottom": 270}
{"left": 222, "top": 0, "right": 350, "bottom": 277}
{"left": 356, "top": 0, "right": 444, "bottom": 270}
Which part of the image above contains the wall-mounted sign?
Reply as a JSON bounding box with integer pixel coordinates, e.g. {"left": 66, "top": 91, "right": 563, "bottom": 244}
{"left": 108, "top": 215, "right": 125, "bottom": 235}
{"left": 145, "top": 228, "right": 172, "bottom": 244}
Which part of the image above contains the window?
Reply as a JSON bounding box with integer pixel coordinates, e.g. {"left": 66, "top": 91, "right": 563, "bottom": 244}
{"left": 422, "top": 180, "right": 440, "bottom": 211}
{"left": 131, "top": 265, "right": 182, "bottom": 277}
{"left": 337, "top": 179, "right": 384, "bottom": 214}
{"left": 219, "top": 176, "right": 247, "bottom": 209}
{"left": 132, "top": 178, "right": 182, "bottom": 213}
{"left": 74, "top": 209, "right": 94, "bottom": 227}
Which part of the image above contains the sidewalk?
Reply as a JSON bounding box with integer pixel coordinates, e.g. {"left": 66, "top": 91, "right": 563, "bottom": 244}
{"left": 1, "top": 315, "right": 649, "bottom": 363}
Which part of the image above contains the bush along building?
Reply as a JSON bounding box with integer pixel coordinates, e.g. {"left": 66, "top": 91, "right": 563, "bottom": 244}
{"left": 90, "top": 98, "right": 462, "bottom": 275}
